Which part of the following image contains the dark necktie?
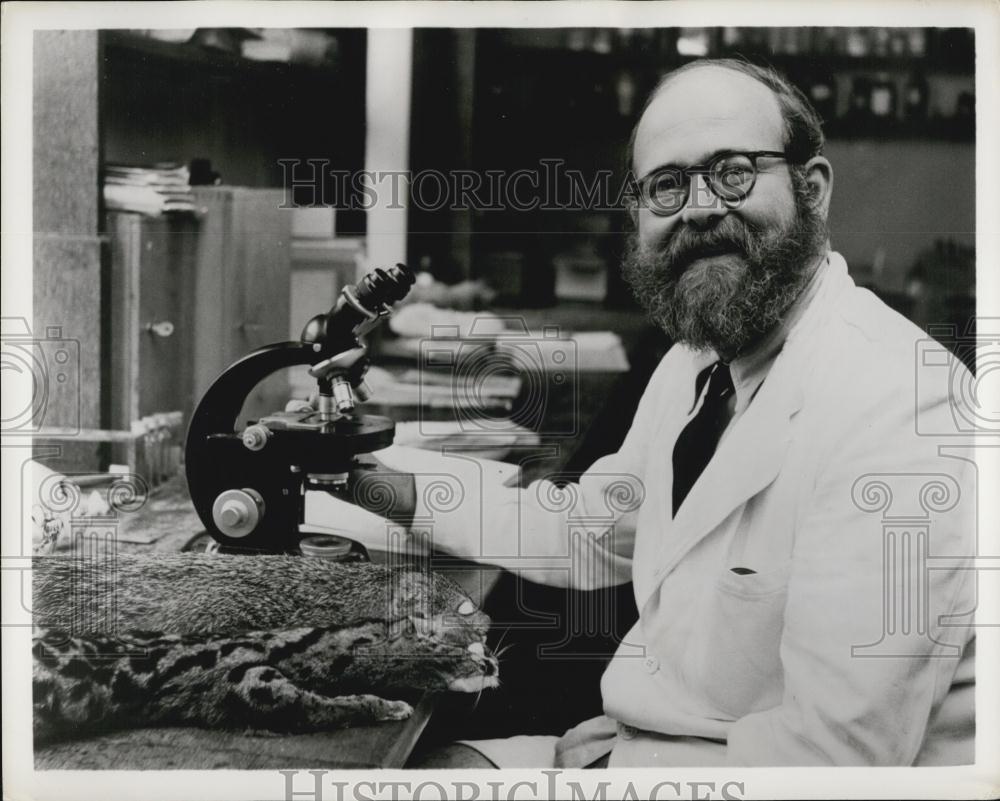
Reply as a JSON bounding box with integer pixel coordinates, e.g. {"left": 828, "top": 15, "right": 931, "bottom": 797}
{"left": 672, "top": 361, "right": 735, "bottom": 517}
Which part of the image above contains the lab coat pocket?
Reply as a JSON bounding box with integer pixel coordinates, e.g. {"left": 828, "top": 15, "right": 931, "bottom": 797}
{"left": 716, "top": 560, "right": 793, "bottom": 597}
{"left": 683, "top": 561, "right": 792, "bottom": 719}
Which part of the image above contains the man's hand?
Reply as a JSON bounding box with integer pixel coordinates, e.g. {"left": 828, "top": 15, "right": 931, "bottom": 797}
{"left": 347, "top": 455, "right": 417, "bottom": 528}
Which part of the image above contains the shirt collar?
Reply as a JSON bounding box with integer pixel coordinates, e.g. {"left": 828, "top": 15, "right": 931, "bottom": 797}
{"left": 724, "top": 251, "right": 831, "bottom": 413}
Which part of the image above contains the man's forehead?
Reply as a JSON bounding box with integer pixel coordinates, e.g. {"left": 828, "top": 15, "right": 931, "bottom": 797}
{"left": 633, "top": 67, "right": 786, "bottom": 176}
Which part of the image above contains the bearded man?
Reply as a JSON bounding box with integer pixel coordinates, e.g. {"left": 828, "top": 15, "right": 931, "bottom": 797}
{"left": 341, "top": 59, "right": 976, "bottom": 767}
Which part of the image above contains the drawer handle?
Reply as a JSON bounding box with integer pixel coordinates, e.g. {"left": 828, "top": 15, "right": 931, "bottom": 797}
{"left": 145, "top": 320, "right": 175, "bottom": 338}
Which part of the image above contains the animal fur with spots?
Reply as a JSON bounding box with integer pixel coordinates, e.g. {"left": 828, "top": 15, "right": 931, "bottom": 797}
{"left": 32, "top": 554, "right": 498, "bottom": 743}
{"left": 34, "top": 617, "right": 499, "bottom": 743}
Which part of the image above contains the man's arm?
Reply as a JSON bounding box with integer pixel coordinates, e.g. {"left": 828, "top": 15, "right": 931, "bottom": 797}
{"left": 356, "top": 349, "right": 681, "bottom": 589}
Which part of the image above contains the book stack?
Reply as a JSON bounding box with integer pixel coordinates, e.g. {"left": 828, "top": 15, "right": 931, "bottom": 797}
{"left": 104, "top": 163, "right": 196, "bottom": 216}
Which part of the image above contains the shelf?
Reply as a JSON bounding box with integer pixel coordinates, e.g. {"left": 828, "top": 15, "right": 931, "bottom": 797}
{"left": 724, "top": 51, "right": 974, "bottom": 77}
{"left": 492, "top": 37, "right": 973, "bottom": 75}
{"left": 491, "top": 28, "right": 976, "bottom": 78}
{"left": 100, "top": 30, "right": 340, "bottom": 80}
{"left": 99, "top": 28, "right": 367, "bottom": 192}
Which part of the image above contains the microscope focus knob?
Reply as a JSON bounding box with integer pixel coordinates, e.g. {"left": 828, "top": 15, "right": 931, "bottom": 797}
{"left": 242, "top": 424, "right": 272, "bottom": 451}
{"left": 212, "top": 488, "right": 265, "bottom": 539}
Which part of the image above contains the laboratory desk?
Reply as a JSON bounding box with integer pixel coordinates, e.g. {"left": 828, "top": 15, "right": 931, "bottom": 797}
{"left": 32, "top": 476, "right": 501, "bottom": 770}
{"left": 34, "top": 305, "right": 669, "bottom": 768}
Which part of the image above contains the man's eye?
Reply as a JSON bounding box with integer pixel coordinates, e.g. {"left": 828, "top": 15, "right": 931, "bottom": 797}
{"left": 650, "top": 173, "right": 685, "bottom": 195}
{"left": 715, "top": 160, "right": 754, "bottom": 187}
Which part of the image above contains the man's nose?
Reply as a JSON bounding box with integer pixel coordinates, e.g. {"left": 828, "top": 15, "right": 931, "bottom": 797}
{"left": 680, "top": 173, "right": 728, "bottom": 229}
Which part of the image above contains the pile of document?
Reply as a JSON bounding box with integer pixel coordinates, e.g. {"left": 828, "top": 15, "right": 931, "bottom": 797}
{"left": 103, "top": 163, "right": 195, "bottom": 216}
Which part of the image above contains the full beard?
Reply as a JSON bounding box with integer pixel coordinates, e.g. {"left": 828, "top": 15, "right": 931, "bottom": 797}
{"left": 622, "top": 182, "right": 829, "bottom": 357}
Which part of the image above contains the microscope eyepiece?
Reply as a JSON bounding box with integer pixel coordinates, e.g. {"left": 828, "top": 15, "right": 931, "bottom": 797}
{"left": 300, "top": 263, "right": 416, "bottom": 354}
{"left": 354, "top": 263, "right": 415, "bottom": 312}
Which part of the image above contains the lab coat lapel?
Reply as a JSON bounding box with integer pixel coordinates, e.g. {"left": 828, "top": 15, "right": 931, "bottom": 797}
{"left": 654, "top": 353, "right": 804, "bottom": 578}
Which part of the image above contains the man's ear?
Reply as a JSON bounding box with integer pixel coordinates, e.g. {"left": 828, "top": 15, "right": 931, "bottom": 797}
{"left": 802, "top": 155, "right": 833, "bottom": 217}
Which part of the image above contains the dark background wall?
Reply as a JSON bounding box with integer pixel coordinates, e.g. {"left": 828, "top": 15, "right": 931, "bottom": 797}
{"left": 824, "top": 139, "right": 974, "bottom": 290}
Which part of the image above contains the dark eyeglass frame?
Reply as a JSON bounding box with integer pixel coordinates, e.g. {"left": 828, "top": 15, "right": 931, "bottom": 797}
{"left": 626, "top": 150, "right": 793, "bottom": 217}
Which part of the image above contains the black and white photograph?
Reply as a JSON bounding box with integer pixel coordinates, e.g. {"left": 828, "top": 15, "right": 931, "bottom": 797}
{"left": 2, "top": 2, "right": 998, "bottom": 799}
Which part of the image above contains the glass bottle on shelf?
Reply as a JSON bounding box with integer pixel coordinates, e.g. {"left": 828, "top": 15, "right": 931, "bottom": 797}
{"left": 781, "top": 28, "right": 803, "bottom": 55}
{"left": 907, "top": 28, "right": 928, "bottom": 57}
{"left": 615, "top": 28, "right": 636, "bottom": 53}
{"left": 807, "top": 71, "right": 838, "bottom": 124}
{"left": 616, "top": 70, "right": 637, "bottom": 117}
{"left": 814, "top": 27, "right": 839, "bottom": 54}
{"left": 744, "top": 27, "right": 769, "bottom": 51}
{"left": 591, "top": 29, "right": 613, "bottom": 54}
{"left": 640, "top": 28, "right": 663, "bottom": 58}
{"left": 889, "top": 29, "right": 909, "bottom": 56}
{"left": 847, "top": 76, "right": 873, "bottom": 128}
{"left": 766, "top": 28, "right": 783, "bottom": 55}
{"left": 903, "top": 70, "right": 929, "bottom": 122}
{"left": 676, "top": 28, "right": 710, "bottom": 57}
{"left": 845, "top": 28, "right": 870, "bottom": 57}
{"left": 566, "top": 29, "right": 589, "bottom": 51}
{"left": 871, "top": 28, "right": 891, "bottom": 57}
{"left": 869, "top": 72, "right": 898, "bottom": 126}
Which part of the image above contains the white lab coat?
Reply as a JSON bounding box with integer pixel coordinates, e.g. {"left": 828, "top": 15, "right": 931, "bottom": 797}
{"left": 378, "top": 252, "right": 977, "bottom": 766}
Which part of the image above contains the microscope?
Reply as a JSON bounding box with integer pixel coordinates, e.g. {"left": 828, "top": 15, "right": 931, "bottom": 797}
{"left": 185, "top": 263, "right": 415, "bottom": 553}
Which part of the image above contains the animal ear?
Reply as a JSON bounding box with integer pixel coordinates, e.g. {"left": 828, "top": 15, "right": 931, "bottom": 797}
{"left": 457, "top": 600, "right": 476, "bottom": 616}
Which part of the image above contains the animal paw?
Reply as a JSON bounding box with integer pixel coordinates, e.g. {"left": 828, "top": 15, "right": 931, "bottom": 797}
{"left": 378, "top": 700, "right": 413, "bottom": 721}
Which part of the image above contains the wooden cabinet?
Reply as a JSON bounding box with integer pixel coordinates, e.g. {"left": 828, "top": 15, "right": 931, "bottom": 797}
{"left": 189, "top": 187, "right": 292, "bottom": 424}
{"left": 107, "top": 188, "right": 292, "bottom": 433}
{"left": 107, "top": 211, "right": 200, "bottom": 428}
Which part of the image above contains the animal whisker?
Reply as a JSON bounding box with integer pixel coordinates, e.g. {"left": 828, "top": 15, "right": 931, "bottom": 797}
{"left": 494, "top": 642, "right": 515, "bottom": 661}
{"left": 490, "top": 626, "right": 511, "bottom": 657}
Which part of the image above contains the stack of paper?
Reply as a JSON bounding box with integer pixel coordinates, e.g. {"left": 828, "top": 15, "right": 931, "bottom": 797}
{"left": 567, "top": 331, "right": 630, "bottom": 372}
{"left": 392, "top": 420, "right": 539, "bottom": 460}
{"left": 104, "top": 163, "right": 195, "bottom": 216}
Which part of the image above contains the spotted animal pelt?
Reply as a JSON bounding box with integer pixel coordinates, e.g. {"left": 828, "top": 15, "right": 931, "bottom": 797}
{"left": 34, "top": 617, "right": 499, "bottom": 744}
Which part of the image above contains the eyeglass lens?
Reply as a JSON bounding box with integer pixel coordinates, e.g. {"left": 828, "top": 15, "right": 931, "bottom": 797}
{"left": 646, "top": 154, "right": 758, "bottom": 216}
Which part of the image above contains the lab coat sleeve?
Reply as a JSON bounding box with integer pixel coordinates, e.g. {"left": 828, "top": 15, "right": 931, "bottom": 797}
{"left": 725, "top": 382, "right": 976, "bottom": 765}
{"left": 408, "top": 350, "right": 678, "bottom": 589}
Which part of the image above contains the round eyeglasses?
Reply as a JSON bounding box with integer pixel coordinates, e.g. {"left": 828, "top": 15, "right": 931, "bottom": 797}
{"left": 627, "top": 150, "right": 792, "bottom": 217}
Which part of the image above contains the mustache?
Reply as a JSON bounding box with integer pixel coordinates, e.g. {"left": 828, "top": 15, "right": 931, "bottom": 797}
{"left": 652, "top": 217, "right": 763, "bottom": 275}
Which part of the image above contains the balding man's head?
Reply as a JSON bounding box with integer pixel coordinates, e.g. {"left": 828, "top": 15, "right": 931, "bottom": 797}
{"left": 628, "top": 59, "right": 825, "bottom": 175}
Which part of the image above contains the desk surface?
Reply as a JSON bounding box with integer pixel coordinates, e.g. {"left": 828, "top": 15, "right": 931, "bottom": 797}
{"left": 33, "top": 477, "right": 499, "bottom": 771}
{"left": 35, "top": 307, "right": 658, "bottom": 769}
{"left": 35, "top": 694, "right": 436, "bottom": 770}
